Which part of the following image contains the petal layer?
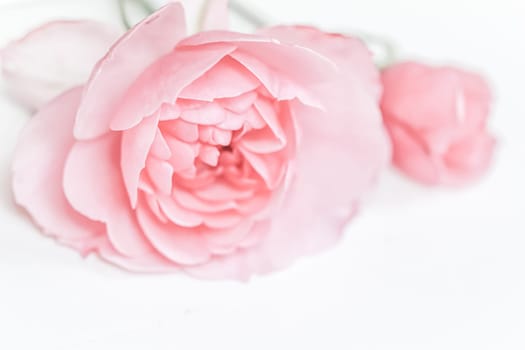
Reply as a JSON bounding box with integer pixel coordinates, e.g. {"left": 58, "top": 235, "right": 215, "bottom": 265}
{"left": 12, "top": 87, "right": 104, "bottom": 252}
{"left": 74, "top": 3, "right": 187, "bottom": 139}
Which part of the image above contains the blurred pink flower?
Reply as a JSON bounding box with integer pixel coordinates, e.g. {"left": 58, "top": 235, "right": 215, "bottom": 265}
{"left": 381, "top": 61, "right": 495, "bottom": 186}
{"left": 1, "top": 20, "right": 121, "bottom": 110}
{"left": 9, "top": 2, "right": 390, "bottom": 280}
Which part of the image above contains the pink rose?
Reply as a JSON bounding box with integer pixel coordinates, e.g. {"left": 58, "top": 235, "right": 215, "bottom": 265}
{"left": 381, "top": 61, "right": 495, "bottom": 186}
{"left": 10, "top": 2, "right": 390, "bottom": 280}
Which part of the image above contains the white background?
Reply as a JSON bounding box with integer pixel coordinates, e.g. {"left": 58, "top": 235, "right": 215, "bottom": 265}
{"left": 1, "top": 0, "right": 524, "bottom": 349}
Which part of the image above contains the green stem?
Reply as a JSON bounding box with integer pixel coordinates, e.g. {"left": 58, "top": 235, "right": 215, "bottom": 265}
{"left": 229, "top": 0, "right": 269, "bottom": 27}
{"left": 118, "top": 0, "right": 156, "bottom": 30}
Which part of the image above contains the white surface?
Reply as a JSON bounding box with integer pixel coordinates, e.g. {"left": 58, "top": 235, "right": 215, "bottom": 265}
{"left": 1, "top": 0, "right": 525, "bottom": 349}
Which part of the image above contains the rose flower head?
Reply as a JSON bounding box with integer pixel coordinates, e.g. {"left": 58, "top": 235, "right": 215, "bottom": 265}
{"left": 10, "top": 2, "right": 390, "bottom": 280}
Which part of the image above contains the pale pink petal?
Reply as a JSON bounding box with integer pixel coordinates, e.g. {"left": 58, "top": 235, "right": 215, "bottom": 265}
{"left": 217, "top": 110, "right": 246, "bottom": 130}
{"left": 199, "top": 145, "right": 220, "bottom": 166}
{"left": 179, "top": 56, "right": 259, "bottom": 100}
{"left": 387, "top": 122, "right": 442, "bottom": 185}
{"left": 237, "top": 148, "right": 287, "bottom": 189}
{"left": 136, "top": 205, "right": 211, "bottom": 265}
{"left": 194, "top": 180, "right": 255, "bottom": 202}
{"left": 96, "top": 235, "right": 180, "bottom": 273}
{"left": 162, "top": 119, "right": 199, "bottom": 143}
{"left": 179, "top": 30, "right": 337, "bottom": 84}
{"left": 2, "top": 21, "right": 121, "bottom": 111}
{"left": 218, "top": 91, "right": 258, "bottom": 113}
{"left": 238, "top": 126, "right": 286, "bottom": 153}
{"left": 381, "top": 62, "right": 464, "bottom": 130}
{"left": 150, "top": 130, "right": 172, "bottom": 160}
{"left": 173, "top": 188, "right": 235, "bottom": 213}
{"left": 202, "top": 220, "right": 254, "bottom": 254}
{"left": 110, "top": 43, "right": 236, "bottom": 131}
{"left": 180, "top": 102, "right": 226, "bottom": 124}
{"left": 121, "top": 113, "right": 160, "bottom": 207}
{"left": 12, "top": 87, "right": 104, "bottom": 249}
{"left": 64, "top": 131, "right": 159, "bottom": 257}
{"left": 138, "top": 173, "right": 156, "bottom": 195}
{"left": 238, "top": 220, "right": 271, "bottom": 248}
{"left": 201, "top": 0, "right": 229, "bottom": 31}
{"left": 74, "top": 3, "right": 187, "bottom": 139}
{"left": 259, "top": 26, "right": 382, "bottom": 101}
{"left": 443, "top": 131, "right": 496, "bottom": 185}
{"left": 157, "top": 196, "right": 204, "bottom": 227}
{"left": 63, "top": 138, "right": 116, "bottom": 217}
{"left": 146, "top": 158, "right": 174, "bottom": 195}
{"left": 105, "top": 207, "right": 157, "bottom": 257}
{"left": 242, "top": 106, "right": 266, "bottom": 130}
{"left": 211, "top": 128, "right": 232, "bottom": 145}
{"left": 159, "top": 103, "right": 182, "bottom": 121}
{"left": 203, "top": 210, "right": 243, "bottom": 229}
{"left": 165, "top": 136, "right": 198, "bottom": 171}
{"left": 234, "top": 191, "right": 272, "bottom": 215}
{"left": 179, "top": 30, "right": 337, "bottom": 105}
{"left": 144, "top": 194, "right": 169, "bottom": 224}
{"left": 228, "top": 49, "right": 323, "bottom": 107}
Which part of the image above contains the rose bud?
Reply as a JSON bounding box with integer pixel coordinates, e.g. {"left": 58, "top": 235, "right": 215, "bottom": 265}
{"left": 380, "top": 61, "right": 495, "bottom": 186}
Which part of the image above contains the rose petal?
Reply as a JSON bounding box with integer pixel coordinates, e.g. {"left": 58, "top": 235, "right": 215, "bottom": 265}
{"left": 157, "top": 196, "right": 204, "bottom": 227}
{"left": 194, "top": 180, "right": 255, "bottom": 202}
{"left": 162, "top": 119, "right": 199, "bottom": 143}
{"left": 387, "top": 122, "right": 441, "bottom": 185}
{"left": 218, "top": 91, "right": 258, "bottom": 114}
{"left": 165, "top": 136, "right": 198, "bottom": 171}
{"left": 105, "top": 207, "right": 157, "bottom": 257}
{"left": 120, "top": 113, "right": 160, "bottom": 207}
{"left": 150, "top": 129, "right": 172, "bottom": 160}
{"left": 444, "top": 131, "right": 496, "bottom": 185}
{"left": 259, "top": 26, "right": 382, "bottom": 101}
{"left": 64, "top": 132, "right": 156, "bottom": 257}
{"left": 212, "top": 128, "right": 233, "bottom": 146}
{"left": 381, "top": 62, "right": 467, "bottom": 130}
{"left": 179, "top": 30, "right": 336, "bottom": 84}
{"left": 96, "top": 235, "right": 180, "bottom": 273}
{"left": 12, "top": 87, "right": 104, "bottom": 249}
{"left": 146, "top": 157, "right": 174, "bottom": 195}
{"left": 64, "top": 132, "right": 122, "bottom": 222}
{"left": 229, "top": 49, "right": 324, "bottom": 108}
{"left": 180, "top": 102, "right": 226, "bottom": 125}
{"left": 144, "top": 194, "right": 169, "bottom": 224}
{"left": 173, "top": 187, "right": 234, "bottom": 211}
{"left": 137, "top": 206, "right": 211, "bottom": 265}
{"left": 200, "top": 0, "right": 229, "bottom": 31}
{"left": 202, "top": 220, "right": 254, "bottom": 254}
{"left": 199, "top": 145, "right": 220, "bottom": 166}
{"left": 75, "top": 3, "right": 187, "bottom": 139}
{"left": 203, "top": 210, "right": 243, "bottom": 229}
{"left": 110, "top": 44, "right": 237, "bottom": 131}
{"left": 237, "top": 147, "right": 287, "bottom": 189}
{"left": 2, "top": 21, "right": 121, "bottom": 110}
{"left": 179, "top": 56, "right": 260, "bottom": 100}
{"left": 179, "top": 31, "right": 338, "bottom": 106}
